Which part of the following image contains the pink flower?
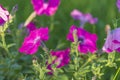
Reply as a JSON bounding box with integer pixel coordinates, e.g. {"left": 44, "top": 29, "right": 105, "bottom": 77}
{"left": 19, "top": 27, "right": 49, "bottom": 55}
{"left": 0, "top": 5, "right": 9, "bottom": 25}
{"left": 47, "top": 48, "right": 70, "bottom": 74}
{"left": 116, "top": 0, "right": 120, "bottom": 11}
{"left": 26, "top": 22, "right": 37, "bottom": 32}
{"left": 102, "top": 28, "right": 120, "bottom": 53}
{"left": 67, "top": 25, "right": 98, "bottom": 54}
{"left": 31, "top": 0, "right": 60, "bottom": 16}
{"left": 71, "top": 9, "right": 97, "bottom": 27}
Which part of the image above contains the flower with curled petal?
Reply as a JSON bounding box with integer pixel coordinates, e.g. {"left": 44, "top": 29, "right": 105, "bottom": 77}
{"left": 19, "top": 27, "right": 49, "bottom": 54}
{"left": 71, "top": 9, "right": 97, "bottom": 27}
{"left": 0, "top": 5, "right": 9, "bottom": 26}
{"left": 67, "top": 25, "right": 98, "bottom": 54}
{"left": 47, "top": 48, "right": 70, "bottom": 74}
{"left": 102, "top": 27, "right": 120, "bottom": 53}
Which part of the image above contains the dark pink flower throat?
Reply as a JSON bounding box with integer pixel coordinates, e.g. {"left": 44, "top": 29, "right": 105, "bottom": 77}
{"left": 44, "top": 0, "right": 49, "bottom": 3}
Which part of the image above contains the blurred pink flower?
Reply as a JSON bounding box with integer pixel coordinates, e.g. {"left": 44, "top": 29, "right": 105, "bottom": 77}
{"left": 47, "top": 48, "right": 70, "bottom": 74}
{"left": 116, "top": 0, "right": 120, "bottom": 11}
{"left": 19, "top": 27, "right": 49, "bottom": 55}
{"left": 26, "top": 22, "right": 37, "bottom": 32}
{"left": 67, "top": 25, "right": 98, "bottom": 54}
{"left": 0, "top": 5, "right": 9, "bottom": 25}
{"left": 31, "top": 0, "right": 60, "bottom": 16}
{"left": 71, "top": 9, "right": 97, "bottom": 27}
{"left": 102, "top": 28, "right": 120, "bottom": 53}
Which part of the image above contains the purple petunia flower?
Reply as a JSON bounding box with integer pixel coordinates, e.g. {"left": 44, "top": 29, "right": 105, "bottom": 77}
{"left": 102, "top": 27, "right": 120, "bottom": 53}
{"left": 67, "top": 25, "right": 98, "bottom": 54}
{"left": 116, "top": 0, "right": 120, "bottom": 11}
{"left": 31, "top": 0, "right": 60, "bottom": 16}
{"left": 26, "top": 22, "right": 37, "bottom": 32}
{"left": 71, "top": 9, "right": 97, "bottom": 27}
{"left": 19, "top": 27, "right": 49, "bottom": 55}
{"left": 47, "top": 48, "right": 70, "bottom": 74}
{"left": 0, "top": 5, "right": 9, "bottom": 26}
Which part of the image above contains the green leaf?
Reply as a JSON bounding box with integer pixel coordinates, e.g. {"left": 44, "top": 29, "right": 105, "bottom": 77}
{"left": 10, "top": 63, "right": 22, "bottom": 71}
{"left": 56, "top": 43, "right": 66, "bottom": 49}
{"left": 56, "top": 75, "right": 68, "bottom": 80}
{"left": 69, "top": 64, "right": 75, "bottom": 70}
{"left": 78, "top": 66, "right": 90, "bottom": 75}
{"left": 105, "top": 52, "right": 117, "bottom": 68}
{"left": 7, "top": 43, "right": 16, "bottom": 48}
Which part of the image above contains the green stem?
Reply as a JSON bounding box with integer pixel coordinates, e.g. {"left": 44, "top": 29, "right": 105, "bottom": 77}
{"left": 113, "top": 67, "right": 120, "bottom": 80}
{"left": 24, "top": 11, "right": 36, "bottom": 27}
{"left": 74, "top": 43, "right": 79, "bottom": 71}
{"left": 1, "top": 33, "right": 10, "bottom": 57}
{"left": 50, "top": 15, "right": 54, "bottom": 31}
{"left": 113, "top": 18, "right": 118, "bottom": 29}
{"left": 81, "top": 59, "right": 90, "bottom": 68}
{"left": 83, "top": 54, "right": 96, "bottom": 68}
{"left": 41, "top": 41, "right": 49, "bottom": 53}
{"left": 81, "top": 55, "right": 95, "bottom": 68}
{"left": 75, "top": 43, "right": 79, "bottom": 57}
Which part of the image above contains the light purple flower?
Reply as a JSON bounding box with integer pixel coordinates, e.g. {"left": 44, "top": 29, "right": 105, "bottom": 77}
{"left": 47, "top": 48, "right": 70, "bottom": 74}
{"left": 31, "top": 0, "right": 60, "bottom": 16}
{"left": 19, "top": 27, "right": 49, "bottom": 55}
{"left": 67, "top": 25, "right": 98, "bottom": 54}
{"left": 26, "top": 22, "right": 37, "bottom": 32}
{"left": 102, "top": 28, "right": 120, "bottom": 53}
{"left": 0, "top": 5, "right": 9, "bottom": 26}
{"left": 71, "top": 9, "right": 97, "bottom": 27}
{"left": 116, "top": 0, "right": 120, "bottom": 11}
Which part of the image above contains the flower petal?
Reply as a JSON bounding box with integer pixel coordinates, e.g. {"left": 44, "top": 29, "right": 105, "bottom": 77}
{"left": 46, "top": 0, "right": 60, "bottom": 15}
{"left": 71, "top": 9, "right": 83, "bottom": 20}
{"left": 31, "top": 0, "right": 44, "bottom": 15}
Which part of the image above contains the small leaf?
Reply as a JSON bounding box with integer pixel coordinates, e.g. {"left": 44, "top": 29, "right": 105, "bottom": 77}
{"left": 56, "top": 43, "right": 65, "bottom": 49}
{"left": 56, "top": 75, "right": 68, "bottom": 80}
{"left": 7, "top": 43, "right": 16, "bottom": 48}
{"left": 11, "top": 63, "right": 22, "bottom": 70}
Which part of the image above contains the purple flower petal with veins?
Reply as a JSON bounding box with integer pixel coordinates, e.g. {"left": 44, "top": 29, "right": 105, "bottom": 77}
{"left": 31, "top": 0, "right": 60, "bottom": 16}
{"left": 102, "top": 28, "right": 120, "bottom": 53}
{"left": 67, "top": 25, "right": 98, "bottom": 54}
{"left": 47, "top": 48, "right": 70, "bottom": 74}
{"left": 19, "top": 27, "right": 49, "bottom": 55}
{"left": 0, "top": 5, "right": 9, "bottom": 26}
{"left": 71, "top": 9, "right": 97, "bottom": 27}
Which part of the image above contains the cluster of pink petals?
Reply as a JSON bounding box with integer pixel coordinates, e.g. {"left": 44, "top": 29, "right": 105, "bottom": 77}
{"left": 67, "top": 25, "right": 98, "bottom": 54}
{"left": 31, "top": 0, "right": 60, "bottom": 16}
{"left": 71, "top": 9, "right": 97, "bottom": 25}
{"left": 47, "top": 48, "right": 70, "bottom": 74}
{"left": 19, "top": 27, "right": 49, "bottom": 54}
{"left": 0, "top": 5, "right": 9, "bottom": 26}
{"left": 116, "top": 0, "right": 120, "bottom": 11}
{"left": 26, "top": 22, "right": 37, "bottom": 32}
{"left": 102, "top": 28, "right": 120, "bottom": 53}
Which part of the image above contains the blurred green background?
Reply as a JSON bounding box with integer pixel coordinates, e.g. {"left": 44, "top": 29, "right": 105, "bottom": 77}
{"left": 0, "top": 0, "right": 119, "bottom": 49}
